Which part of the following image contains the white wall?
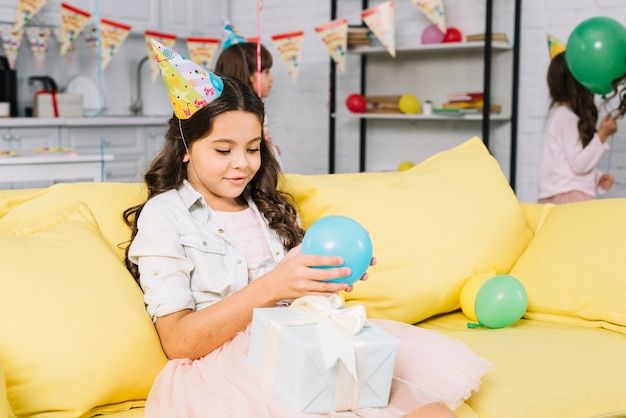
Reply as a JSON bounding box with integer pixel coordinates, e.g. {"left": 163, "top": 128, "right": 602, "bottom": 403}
{"left": 6, "top": 0, "right": 626, "bottom": 202}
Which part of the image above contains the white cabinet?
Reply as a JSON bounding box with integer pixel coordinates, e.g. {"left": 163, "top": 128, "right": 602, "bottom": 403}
{"left": 60, "top": 125, "right": 164, "bottom": 183}
{"left": 159, "top": 0, "right": 226, "bottom": 36}
{"left": 0, "top": 127, "right": 60, "bottom": 154}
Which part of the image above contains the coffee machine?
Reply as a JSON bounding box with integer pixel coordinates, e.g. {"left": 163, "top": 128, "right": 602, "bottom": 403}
{"left": 0, "top": 56, "right": 17, "bottom": 117}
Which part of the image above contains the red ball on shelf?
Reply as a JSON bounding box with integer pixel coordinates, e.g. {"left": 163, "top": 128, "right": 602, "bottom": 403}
{"left": 346, "top": 93, "right": 367, "bottom": 113}
{"left": 443, "top": 27, "right": 463, "bottom": 43}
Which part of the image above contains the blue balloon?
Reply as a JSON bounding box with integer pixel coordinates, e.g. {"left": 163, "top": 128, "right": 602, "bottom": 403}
{"left": 301, "top": 215, "right": 373, "bottom": 285}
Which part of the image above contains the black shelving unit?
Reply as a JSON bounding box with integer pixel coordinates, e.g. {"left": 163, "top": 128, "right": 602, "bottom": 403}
{"left": 327, "top": 0, "right": 521, "bottom": 191}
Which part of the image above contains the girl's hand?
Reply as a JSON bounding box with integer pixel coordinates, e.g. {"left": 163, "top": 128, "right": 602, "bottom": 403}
{"left": 344, "top": 256, "right": 376, "bottom": 293}
{"left": 598, "top": 114, "right": 618, "bottom": 143}
{"left": 262, "top": 248, "right": 378, "bottom": 299}
{"left": 598, "top": 173, "right": 615, "bottom": 191}
{"left": 262, "top": 245, "right": 352, "bottom": 301}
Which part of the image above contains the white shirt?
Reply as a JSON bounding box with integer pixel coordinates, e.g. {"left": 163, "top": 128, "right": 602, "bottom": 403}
{"left": 128, "top": 180, "right": 286, "bottom": 321}
{"left": 538, "top": 105, "right": 609, "bottom": 199}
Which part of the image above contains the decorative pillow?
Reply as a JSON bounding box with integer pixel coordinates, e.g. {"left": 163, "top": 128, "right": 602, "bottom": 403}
{"left": 0, "top": 203, "right": 167, "bottom": 417}
{"left": 509, "top": 199, "right": 626, "bottom": 334}
{"left": 281, "top": 137, "right": 533, "bottom": 324}
{"left": 0, "top": 182, "right": 146, "bottom": 261}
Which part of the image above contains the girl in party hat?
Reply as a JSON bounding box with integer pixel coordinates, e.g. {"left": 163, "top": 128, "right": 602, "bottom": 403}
{"left": 538, "top": 46, "right": 618, "bottom": 204}
{"left": 124, "top": 39, "right": 492, "bottom": 418}
{"left": 216, "top": 17, "right": 283, "bottom": 168}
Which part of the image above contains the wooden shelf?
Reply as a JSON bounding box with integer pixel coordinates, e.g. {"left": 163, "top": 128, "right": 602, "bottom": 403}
{"left": 347, "top": 41, "right": 512, "bottom": 55}
{"left": 333, "top": 113, "right": 511, "bottom": 121}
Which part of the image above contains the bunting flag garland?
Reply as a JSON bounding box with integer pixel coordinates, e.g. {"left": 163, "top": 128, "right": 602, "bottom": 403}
{"left": 271, "top": 31, "right": 304, "bottom": 83}
{"left": 0, "top": 25, "right": 24, "bottom": 69}
{"left": 411, "top": 0, "right": 446, "bottom": 33}
{"left": 5, "top": 1, "right": 417, "bottom": 85}
{"left": 315, "top": 18, "right": 348, "bottom": 73}
{"left": 52, "top": 26, "right": 75, "bottom": 66}
{"left": 59, "top": 2, "right": 91, "bottom": 56}
{"left": 361, "top": 1, "right": 396, "bottom": 57}
{"left": 145, "top": 30, "right": 177, "bottom": 81}
{"left": 546, "top": 33, "right": 565, "bottom": 59}
{"left": 84, "top": 22, "right": 98, "bottom": 56}
{"left": 186, "top": 36, "right": 220, "bottom": 70}
{"left": 13, "top": 0, "right": 48, "bottom": 33}
{"left": 99, "top": 18, "right": 131, "bottom": 70}
{"left": 25, "top": 26, "right": 51, "bottom": 68}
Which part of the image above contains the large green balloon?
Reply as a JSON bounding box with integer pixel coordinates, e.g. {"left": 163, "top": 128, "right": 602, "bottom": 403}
{"left": 566, "top": 17, "right": 626, "bottom": 95}
{"left": 474, "top": 275, "right": 528, "bottom": 329}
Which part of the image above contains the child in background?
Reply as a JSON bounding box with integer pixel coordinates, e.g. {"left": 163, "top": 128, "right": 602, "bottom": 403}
{"left": 215, "top": 40, "right": 283, "bottom": 168}
{"left": 124, "top": 40, "right": 491, "bottom": 418}
{"left": 538, "top": 51, "right": 618, "bottom": 204}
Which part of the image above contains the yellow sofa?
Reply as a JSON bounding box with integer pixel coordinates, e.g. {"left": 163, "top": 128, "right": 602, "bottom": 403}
{"left": 2, "top": 137, "right": 626, "bottom": 418}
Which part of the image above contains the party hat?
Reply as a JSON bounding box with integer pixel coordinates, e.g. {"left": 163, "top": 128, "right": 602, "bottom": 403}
{"left": 547, "top": 33, "right": 565, "bottom": 59}
{"left": 151, "top": 39, "right": 224, "bottom": 119}
{"left": 221, "top": 17, "right": 247, "bottom": 50}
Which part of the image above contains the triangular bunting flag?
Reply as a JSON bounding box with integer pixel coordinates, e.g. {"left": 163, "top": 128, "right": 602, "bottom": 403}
{"left": 271, "top": 31, "right": 304, "bottom": 83}
{"left": 361, "top": 1, "right": 396, "bottom": 57}
{"left": 84, "top": 22, "right": 98, "bottom": 56}
{"left": 99, "top": 18, "right": 131, "bottom": 70}
{"left": 145, "top": 30, "right": 177, "bottom": 81}
{"left": 546, "top": 33, "right": 565, "bottom": 59}
{"left": 315, "top": 18, "right": 348, "bottom": 73}
{"left": 412, "top": 0, "right": 446, "bottom": 33}
{"left": 25, "top": 26, "right": 51, "bottom": 68}
{"left": 0, "top": 24, "right": 24, "bottom": 69}
{"left": 13, "top": 0, "right": 48, "bottom": 32}
{"left": 59, "top": 2, "right": 91, "bottom": 56}
{"left": 186, "top": 36, "right": 220, "bottom": 70}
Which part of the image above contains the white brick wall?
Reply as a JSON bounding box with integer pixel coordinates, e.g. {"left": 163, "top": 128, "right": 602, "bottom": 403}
{"left": 231, "top": 0, "right": 626, "bottom": 203}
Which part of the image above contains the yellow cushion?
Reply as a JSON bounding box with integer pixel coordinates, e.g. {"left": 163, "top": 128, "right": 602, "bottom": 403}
{"left": 0, "top": 203, "right": 166, "bottom": 417}
{"left": 281, "top": 137, "right": 533, "bottom": 324}
{"left": 509, "top": 199, "right": 626, "bottom": 334}
{"left": 0, "top": 182, "right": 146, "bottom": 261}
{"left": 420, "top": 312, "right": 626, "bottom": 418}
{"left": 0, "top": 361, "right": 11, "bottom": 418}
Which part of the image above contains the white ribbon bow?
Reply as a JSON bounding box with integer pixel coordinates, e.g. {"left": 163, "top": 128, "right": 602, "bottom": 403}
{"left": 290, "top": 294, "right": 368, "bottom": 379}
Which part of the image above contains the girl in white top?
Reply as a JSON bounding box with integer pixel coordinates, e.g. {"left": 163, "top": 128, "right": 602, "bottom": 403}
{"left": 538, "top": 52, "right": 618, "bottom": 204}
{"left": 125, "top": 43, "right": 491, "bottom": 418}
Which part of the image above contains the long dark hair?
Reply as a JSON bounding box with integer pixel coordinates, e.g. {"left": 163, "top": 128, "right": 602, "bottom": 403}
{"left": 547, "top": 52, "right": 598, "bottom": 147}
{"left": 123, "top": 74, "right": 303, "bottom": 281}
{"left": 214, "top": 42, "right": 273, "bottom": 90}
{"left": 607, "top": 73, "right": 626, "bottom": 118}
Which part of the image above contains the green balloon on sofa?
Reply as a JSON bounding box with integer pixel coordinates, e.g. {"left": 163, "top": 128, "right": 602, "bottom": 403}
{"left": 463, "top": 274, "right": 528, "bottom": 329}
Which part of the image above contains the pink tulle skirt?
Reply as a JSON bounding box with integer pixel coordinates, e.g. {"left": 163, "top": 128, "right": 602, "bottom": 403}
{"left": 145, "top": 319, "right": 493, "bottom": 417}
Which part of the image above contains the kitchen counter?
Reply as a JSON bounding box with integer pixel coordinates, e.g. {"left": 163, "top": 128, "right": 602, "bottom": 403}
{"left": 0, "top": 116, "right": 170, "bottom": 128}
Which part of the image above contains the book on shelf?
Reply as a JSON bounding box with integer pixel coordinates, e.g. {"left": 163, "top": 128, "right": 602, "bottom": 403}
{"left": 348, "top": 25, "right": 372, "bottom": 48}
{"left": 447, "top": 92, "right": 484, "bottom": 102}
{"left": 441, "top": 101, "right": 502, "bottom": 113}
{"left": 466, "top": 32, "right": 509, "bottom": 43}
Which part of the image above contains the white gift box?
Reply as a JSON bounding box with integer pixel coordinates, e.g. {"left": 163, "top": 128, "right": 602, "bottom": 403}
{"left": 248, "top": 295, "right": 399, "bottom": 414}
{"left": 34, "top": 93, "right": 83, "bottom": 118}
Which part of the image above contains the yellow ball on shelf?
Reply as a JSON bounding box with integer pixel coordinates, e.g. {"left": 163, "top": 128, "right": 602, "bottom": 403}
{"left": 397, "top": 161, "right": 415, "bottom": 171}
{"left": 398, "top": 94, "right": 420, "bottom": 114}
